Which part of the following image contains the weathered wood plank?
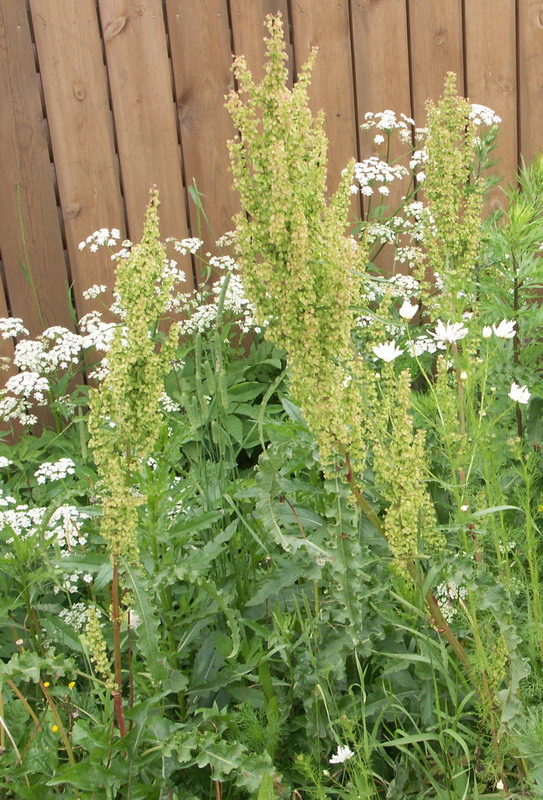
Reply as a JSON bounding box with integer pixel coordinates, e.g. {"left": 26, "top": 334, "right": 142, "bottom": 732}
{"left": 288, "top": 0, "right": 359, "bottom": 193}
{"left": 0, "top": 0, "right": 72, "bottom": 335}
{"left": 464, "top": 0, "right": 517, "bottom": 213}
{"left": 167, "top": 0, "right": 238, "bottom": 252}
{"left": 351, "top": 0, "right": 412, "bottom": 235}
{"left": 518, "top": 1, "right": 543, "bottom": 165}
{"left": 229, "top": 0, "right": 291, "bottom": 84}
{"left": 98, "top": 0, "right": 193, "bottom": 287}
{"left": 408, "top": 0, "right": 464, "bottom": 126}
{"left": 30, "top": 0, "right": 124, "bottom": 318}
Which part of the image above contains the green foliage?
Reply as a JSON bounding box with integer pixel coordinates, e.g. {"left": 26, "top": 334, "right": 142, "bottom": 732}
{"left": 3, "top": 15, "right": 543, "bottom": 800}
{"left": 226, "top": 13, "right": 369, "bottom": 474}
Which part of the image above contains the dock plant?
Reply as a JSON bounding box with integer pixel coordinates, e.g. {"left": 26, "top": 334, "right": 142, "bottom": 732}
{"left": 2, "top": 12, "right": 543, "bottom": 800}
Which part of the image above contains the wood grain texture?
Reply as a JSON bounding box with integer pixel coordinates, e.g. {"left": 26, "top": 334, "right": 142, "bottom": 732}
{"left": 30, "top": 0, "right": 123, "bottom": 319}
{"left": 518, "top": 1, "right": 543, "bottom": 163}
{"left": 351, "top": 0, "right": 412, "bottom": 231}
{"left": 408, "top": 0, "right": 464, "bottom": 126}
{"left": 98, "top": 0, "right": 193, "bottom": 288}
{"left": 0, "top": 0, "right": 72, "bottom": 335}
{"left": 167, "top": 0, "right": 239, "bottom": 254}
{"left": 0, "top": 259, "right": 15, "bottom": 369}
{"left": 464, "top": 0, "right": 517, "bottom": 213}
{"left": 229, "top": 0, "right": 291, "bottom": 84}
{"left": 289, "top": 0, "right": 358, "bottom": 193}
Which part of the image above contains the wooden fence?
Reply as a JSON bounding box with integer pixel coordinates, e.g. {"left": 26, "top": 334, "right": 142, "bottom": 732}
{"left": 1, "top": 0, "right": 542, "bottom": 356}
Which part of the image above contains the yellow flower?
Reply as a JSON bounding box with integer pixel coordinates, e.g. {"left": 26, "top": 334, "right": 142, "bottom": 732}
{"left": 51, "top": 724, "right": 58, "bottom": 733}
{"left": 68, "top": 681, "right": 75, "bottom": 689}
{"left": 43, "top": 681, "right": 50, "bottom": 688}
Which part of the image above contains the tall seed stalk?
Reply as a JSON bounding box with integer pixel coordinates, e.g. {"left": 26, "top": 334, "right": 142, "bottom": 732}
{"left": 87, "top": 190, "right": 179, "bottom": 736}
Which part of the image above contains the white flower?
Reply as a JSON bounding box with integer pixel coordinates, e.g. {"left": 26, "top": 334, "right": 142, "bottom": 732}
{"left": 372, "top": 342, "right": 403, "bottom": 362}
{"left": 496, "top": 779, "right": 504, "bottom": 791}
{"left": 34, "top": 458, "right": 76, "bottom": 484}
{"left": 470, "top": 104, "right": 501, "bottom": 126}
{"left": 461, "top": 504, "right": 470, "bottom": 512}
{"left": 508, "top": 382, "right": 530, "bottom": 405}
{"left": 399, "top": 299, "right": 419, "bottom": 320}
{"left": 329, "top": 745, "right": 354, "bottom": 764}
{"left": 374, "top": 134, "right": 385, "bottom": 145}
{"left": 492, "top": 319, "right": 516, "bottom": 339}
{"left": 482, "top": 325, "right": 492, "bottom": 338}
{"left": 0, "top": 318, "right": 29, "bottom": 339}
{"left": 82, "top": 284, "right": 108, "bottom": 300}
{"left": 430, "top": 320, "right": 468, "bottom": 344}
{"left": 0, "top": 457, "right": 12, "bottom": 468}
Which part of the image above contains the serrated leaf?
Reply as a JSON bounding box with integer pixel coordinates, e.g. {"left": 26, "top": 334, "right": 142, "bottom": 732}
{"left": 122, "top": 562, "right": 168, "bottom": 683}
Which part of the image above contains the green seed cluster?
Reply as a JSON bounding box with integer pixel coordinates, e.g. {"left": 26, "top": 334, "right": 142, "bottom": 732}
{"left": 226, "top": 14, "right": 368, "bottom": 473}
{"left": 423, "top": 73, "right": 483, "bottom": 318}
{"left": 84, "top": 607, "right": 115, "bottom": 691}
{"left": 372, "top": 370, "right": 444, "bottom": 564}
{"left": 88, "top": 191, "right": 179, "bottom": 560}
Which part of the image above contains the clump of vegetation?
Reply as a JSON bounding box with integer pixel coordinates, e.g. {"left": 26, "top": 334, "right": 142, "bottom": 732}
{"left": 1, "top": 12, "right": 543, "bottom": 799}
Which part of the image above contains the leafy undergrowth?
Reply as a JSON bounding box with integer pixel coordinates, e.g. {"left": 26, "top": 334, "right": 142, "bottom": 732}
{"left": 3, "top": 14, "right": 543, "bottom": 800}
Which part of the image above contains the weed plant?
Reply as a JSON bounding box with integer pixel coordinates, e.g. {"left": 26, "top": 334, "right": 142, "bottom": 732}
{"left": 2, "top": 12, "right": 543, "bottom": 799}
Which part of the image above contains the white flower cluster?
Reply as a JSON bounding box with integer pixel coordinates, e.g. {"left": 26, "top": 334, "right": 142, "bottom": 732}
{"left": 215, "top": 231, "right": 237, "bottom": 248}
{"left": 180, "top": 273, "right": 258, "bottom": 335}
{"left": 361, "top": 110, "right": 414, "bottom": 142}
{"left": 388, "top": 273, "right": 420, "bottom": 300}
{"left": 167, "top": 237, "right": 203, "bottom": 255}
{"left": 470, "top": 104, "right": 501, "bottom": 126}
{"left": 0, "top": 318, "right": 29, "bottom": 339}
{"left": 78, "top": 312, "right": 118, "bottom": 352}
{"left": 59, "top": 602, "right": 93, "bottom": 632}
{"left": 3, "top": 500, "right": 92, "bottom": 593}
{"left": 79, "top": 228, "right": 121, "bottom": 252}
{"left": 0, "top": 372, "right": 50, "bottom": 425}
{"left": 14, "top": 328, "right": 83, "bottom": 373}
{"left": 158, "top": 392, "right": 181, "bottom": 414}
{"left": 82, "top": 284, "right": 108, "bottom": 300}
{"left": 435, "top": 580, "right": 467, "bottom": 623}
{"left": 407, "top": 336, "right": 446, "bottom": 357}
{"left": 352, "top": 157, "right": 409, "bottom": 197}
{"left": 35, "top": 458, "right": 76, "bottom": 484}
{"left": 0, "top": 456, "right": 13, "bottom": 469}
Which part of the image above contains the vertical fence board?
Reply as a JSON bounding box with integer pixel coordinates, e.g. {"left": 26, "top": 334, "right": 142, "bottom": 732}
{"left": 98, "top": 0, "right": 193, "bottom": 286}
{"left": 351, "top": 0, "right": 412, "bottom": 237}
{"left": 0, "top": 0, "right": 71, "bottom": 335}
{"left": 289, "top": 0, "right": 358, "bottom": 193}
{"left": 518, "top": 1, "right": 543, "bottom": 164}
{"left": 408, "top": 0, "right": 464, "bottom": 126}
{"left": 167, "top": 0, "right": 238, "bottom": 253}
{"left": 30, "top": 0, "right": 124, "bottom": 319}
{"left": 0, "top": 262, "right": 15, "bottom": 369}
{"left": 229, "top": 0, "right": 291, "bottom": 84}
{"left": 464, "top": 0, "right": 517, "bottom": 212}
